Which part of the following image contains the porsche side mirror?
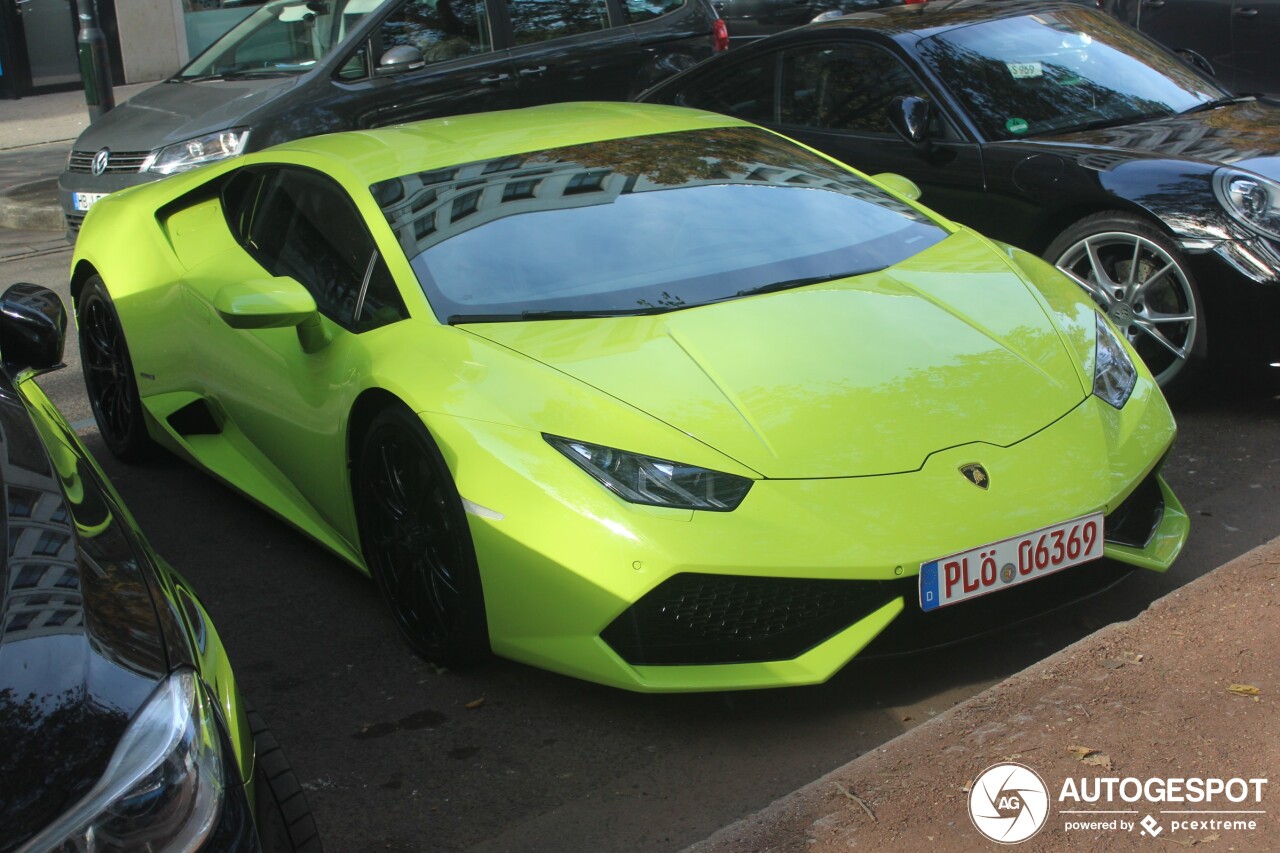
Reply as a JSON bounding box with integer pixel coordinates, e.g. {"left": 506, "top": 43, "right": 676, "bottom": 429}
{"left": 870, "top": 172, "right": 922, "bottom": 201}
{"left": 888, "top": 95, "right": 935, "bottom": 153}
{"left": 214, "top": 277, "right": 330, "bottom": 353}
{"left": 376, "top": 45, "right": 426, "bottom": 76}
{"left": 1175, "top": 48, "right": 1215, "bottom": 79}
{"left": 0, "top": 282, "right": 67, "bottom": 376}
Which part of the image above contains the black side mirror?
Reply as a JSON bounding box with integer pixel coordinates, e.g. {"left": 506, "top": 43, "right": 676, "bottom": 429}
{"left": 0, "top": 283, "right": 67, "bottom": 376}
{"left": 376, "top": 45, "right": 426, "bottom": 76}
{"left": 888, "top": 95, "right": 935, "bottom": 153}
{"left": 1175, "top": 48, "right": 1216, "bottom": 79}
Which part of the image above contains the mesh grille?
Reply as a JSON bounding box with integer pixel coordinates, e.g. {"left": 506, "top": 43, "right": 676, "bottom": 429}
{"left": 602, "top": 573, "right": 898, "bottom": 666}
{"left": 1104, "top": 467, "right": 1165, "bottom": 548}
{"left": 67, "top": 149, "right": 153, "bottom": 175}
{"left": 65, "top": 211, "right": 85, "bottom": 234}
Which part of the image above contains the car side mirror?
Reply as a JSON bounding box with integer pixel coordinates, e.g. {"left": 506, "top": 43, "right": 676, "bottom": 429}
{"left": 376, "top": 45, "right": 426, "bottom": 76}
{"left": 1174, "top": 48, "right": 1216, "bottom": 79}
{"left": 0, "top": 283, "right": 66, "bottom": 376}
{"left": 888, "top": 95, "right": 935, "bottom": 153}
{"left": 870, "top": 172, "right": 922, "bottom": 201}
{"left": 214, "top": 277, "right": 330, "bottom": 353}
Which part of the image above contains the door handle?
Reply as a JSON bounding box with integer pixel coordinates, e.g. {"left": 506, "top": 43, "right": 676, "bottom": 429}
{"left": 1141, "top": 0, "right": 1165, "bottom": 7}
{"left": 518, "top": 66, "right": 547, "bottom": 77}
{"left": 1235, "top": 6, "right": 1259, "bottom": 15}
{"left": 480, "top": 73, "right": 511, "bottom": 84}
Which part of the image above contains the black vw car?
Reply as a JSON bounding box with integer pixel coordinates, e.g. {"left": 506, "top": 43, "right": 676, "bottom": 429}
{"left": 0, "top": 284, "right": 318, "bottom": 852}
{"left": 643, "top": 1, "right": 1280, "bottom": 394}
{"left": 60, "top": 0, "right": 727, "bottom": 234}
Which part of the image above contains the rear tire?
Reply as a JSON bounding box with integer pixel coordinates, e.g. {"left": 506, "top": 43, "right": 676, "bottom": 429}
{"left": 77, "top": 275, "right": 157, "bottom": 461}
{"left": 1044, "top": 212, "right": 1206, "bottom": 399}
{"left": 249, "top": 706, "right": 322, "bottom": 853}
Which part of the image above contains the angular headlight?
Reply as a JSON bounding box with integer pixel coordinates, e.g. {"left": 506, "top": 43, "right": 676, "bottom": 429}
{"left": 149, "top": 128, "right": 250, "bottom": 175}
{"left": 1093, "top": 313, "right": 1137, "bottom": 409}
{"left": 546, "top": 435, "right": 752, "bottom": 511}
{"left": 1213, "top": 167, "right": 1280, "bottom": 240}
{"left": 19, "top": 670, "right": 225, "bottom": 853}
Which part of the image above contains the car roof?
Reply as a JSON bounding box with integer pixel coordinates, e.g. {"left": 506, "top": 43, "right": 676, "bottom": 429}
{"left": 805, "top": 0, "right": 1103, "bottom": 42}
{"left": 256, "top": 102, "right": 752, "bottom": 186}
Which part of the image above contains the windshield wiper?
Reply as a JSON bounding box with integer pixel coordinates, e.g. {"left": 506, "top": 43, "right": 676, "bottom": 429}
{"left": 1180, "top": 95, "right": 1255, "bottom": 115}
{"left": 448, "top": 307, "right": 669, "bottom": 324}
{"left": 735, "top": 270, "right": 870, "bottom": 298}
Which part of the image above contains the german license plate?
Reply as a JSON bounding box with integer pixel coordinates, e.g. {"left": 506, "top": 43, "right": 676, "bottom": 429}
{"left": 73, "top": 192, "right": 108, "bottom": 212}
{"left": 919, "top": 513, "right": 1104, "bottom": 612}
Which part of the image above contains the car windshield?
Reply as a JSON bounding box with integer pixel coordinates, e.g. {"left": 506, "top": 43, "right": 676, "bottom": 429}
{"left": 373, "top": 127, "right": 948, "bottom": 322}
{"left": 179, "top": 0, "right": 391, "bottom": 78}
{"left": 917, "top": 9, "right": 1226, "bottom": 140}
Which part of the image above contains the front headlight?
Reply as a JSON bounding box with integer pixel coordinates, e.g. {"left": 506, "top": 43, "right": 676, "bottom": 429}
{"left": 149, "top": 128, "right": 249, "bottom": 175}
{"left": 1093, "top": 313, "right": 1137, "bottom": 409}
{"left": 546, "top": 435, "right": 753, "bottom": 511}
{"left": 1213, "top": 167, "right": 1280, "bottom": 240}
{"left": 18, "top": 670, "right": 225, "bottom": 853}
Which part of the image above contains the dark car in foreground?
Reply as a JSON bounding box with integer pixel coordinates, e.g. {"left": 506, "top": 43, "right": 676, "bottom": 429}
{"left": 1108, "top": 0, "right": 1280, "bottom": 98}
{"left": 642, "top": 0, "right": 1280, "bottom": 395}
{"left": 60, "top": 0, "right": 727, "bottom": 235}
{"left": 0, "top": 285, "right": 318, "bottom": 852}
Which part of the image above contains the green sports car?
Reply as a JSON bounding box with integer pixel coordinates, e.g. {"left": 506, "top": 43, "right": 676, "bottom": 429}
{"left": 70, "top": 102, "right": 1188, "bottom": 692}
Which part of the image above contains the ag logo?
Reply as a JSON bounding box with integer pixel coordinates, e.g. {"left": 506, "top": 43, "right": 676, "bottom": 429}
{"left": 969, "top": 762, "right": 1050, "bottom": 844}
{"left": 91, "top": 148, "right": 111, "bottom": 177}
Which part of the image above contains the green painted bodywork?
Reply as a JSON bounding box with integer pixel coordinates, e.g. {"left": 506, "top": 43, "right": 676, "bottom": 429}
{"left": 70, "top": 102, "right": 1188, "bottom": 692}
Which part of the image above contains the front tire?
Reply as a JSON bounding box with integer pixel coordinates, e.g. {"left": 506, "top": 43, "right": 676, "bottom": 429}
{"left": 248, "top": 706, "right": 322, "bottom": 853}
{"left": 1044, "top": 212, "right": 1206, "bottom": 397}
{"left": 77, "top": 275, "right": 156, "bottom": 461}
{"left": 355, "top": 405, "right": 491, "bottom": 667}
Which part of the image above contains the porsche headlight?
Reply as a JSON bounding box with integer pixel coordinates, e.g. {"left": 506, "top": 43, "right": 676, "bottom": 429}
{"left": 1093, "top": 313, "right": 1137, "bottom": 409}
{"left": 149, "top": 128, "right": 249, "bottom": 175}
{"left": 19, "top": 670, "right": 225, "bottom": 853}
{"left": 1213, "top": 167, "right": 1280, "bottom": 240}
{"left": 546, "top": 435, "right": 752, "bottom": 511}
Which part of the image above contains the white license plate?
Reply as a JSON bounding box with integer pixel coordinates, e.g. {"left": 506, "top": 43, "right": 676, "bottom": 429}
{"left": 73, "top": 192, "right": 108, "bottom": 212}
{"left": 919, "top": 513, "right": 1104, "bottom": 612}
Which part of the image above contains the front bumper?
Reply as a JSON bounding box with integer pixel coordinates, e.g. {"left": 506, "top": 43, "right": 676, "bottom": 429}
{"left": 430, "top": 378, "right": 1187, "bottom": 692}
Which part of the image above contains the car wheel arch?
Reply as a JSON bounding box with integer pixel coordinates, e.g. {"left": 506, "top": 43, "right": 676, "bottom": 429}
{"left": 70, "top": 259, "right": 102, "bottom": 310}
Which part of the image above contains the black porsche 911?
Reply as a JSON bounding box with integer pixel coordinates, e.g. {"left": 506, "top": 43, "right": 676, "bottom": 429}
{"left": 0, "top": 284, "right": 319, "bottom": 852}
{"left": 642, "top": 0, "right": 1280, "bottom": 395}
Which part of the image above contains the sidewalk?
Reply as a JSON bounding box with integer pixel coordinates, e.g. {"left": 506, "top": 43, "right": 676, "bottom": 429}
{"left": 2, "top": 85, "right": 1277, "bottom": 853}
{"left": 690, "top": 538, "right": 1279, "bottom": 852}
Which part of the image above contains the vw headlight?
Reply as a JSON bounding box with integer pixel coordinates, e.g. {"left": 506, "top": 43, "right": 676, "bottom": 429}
{"left": 546, "top": 435, "right": 752, "bottom": 511}
{"left": 1093, "top": 313, "right": 1137, "bottom": 409}
{"left": 19, "top": 670, "right": 225, "bottom": 853}
{"left": 149, "top": 128, "right": 249, "bottom": 175}
{"left": 1213, "top": 167, "right": 1280, "bottom": 240}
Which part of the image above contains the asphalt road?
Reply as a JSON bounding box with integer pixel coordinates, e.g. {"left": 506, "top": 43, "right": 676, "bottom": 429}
{"left": 3, "top": 242, "right": 1279, "bottom": 852}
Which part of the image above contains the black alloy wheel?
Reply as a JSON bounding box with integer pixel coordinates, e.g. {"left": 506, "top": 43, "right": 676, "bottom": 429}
{"left": 1045, "top": 212, "right": 1207, "bottom": 398}
{"left": 77, "top": 275, "right": 156, "bottom": 461}
{"left": 356, "top": 405, "right": 490, "bottom": 667}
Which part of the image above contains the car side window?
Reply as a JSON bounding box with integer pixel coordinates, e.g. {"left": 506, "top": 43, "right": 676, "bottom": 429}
{"left": 338, "top": 0, "right": 493, "bottom": 80}
{"left": 668, "top": 54, "right": 778, "bottom": 124}
{"left": 507, "top": 0, "right": 611, "bottom": 45}
{"left": 622, "top": 0, "right": 685, "bottom": 23}
{"left": 223, "top": 168, "right": 408, "bottom": 333}
{"left": 779, "top": 43, "right": 931, "bottom": 134}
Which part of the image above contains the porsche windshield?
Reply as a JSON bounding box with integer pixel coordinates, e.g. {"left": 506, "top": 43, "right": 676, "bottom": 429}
{"left": 917, "top": 10, "right": 1225, "bottom": 140}
{"left": 179, "top": 0, "right": 390, "bottom": 78}
{"left": 374, "top": 127, "right": 948, "bottom": 322}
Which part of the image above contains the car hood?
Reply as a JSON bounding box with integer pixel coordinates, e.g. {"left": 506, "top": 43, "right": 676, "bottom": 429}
{"left": 71, "top": 75, "right": 299, "bottom": 153}
{"left": 1036, "top": 100, "right": 1280, "bottom": 181}
{"left": 465, "top": 230, "right": 1088, "bottom": 478}
{"left": 0, "top": 381, "right": 167, "bottom": 850}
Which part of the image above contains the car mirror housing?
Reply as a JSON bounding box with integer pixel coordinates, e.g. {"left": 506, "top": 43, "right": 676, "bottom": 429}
{"left": 870, "top": 172, "right": 922, "bottom": 201}
{"left": 888, "top": 95, "right": 935, "bottom": 153}
{"left": 376, "top": 45, "right": 426, "bottom": 77}
{"left": 0, "top": 282, "right": 67, "bottom": 377}
{"left": 215, "top": 278, "right": 331, "bottom": 354}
